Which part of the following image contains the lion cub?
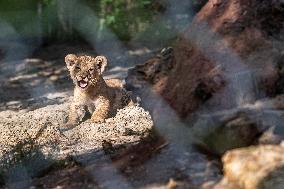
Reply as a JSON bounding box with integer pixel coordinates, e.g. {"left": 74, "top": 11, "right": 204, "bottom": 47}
{"left": 62, "top": 54, "right": 133, "bottom": 130}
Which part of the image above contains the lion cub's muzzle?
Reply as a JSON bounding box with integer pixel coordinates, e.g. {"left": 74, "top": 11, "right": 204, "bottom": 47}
{"left": 76, "top": 76, "right": 89, "bottom": 89}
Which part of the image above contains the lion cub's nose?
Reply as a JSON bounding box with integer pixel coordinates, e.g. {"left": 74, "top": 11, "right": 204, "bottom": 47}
{"left": 77, "top": 75, "right": 89, "bottom": 81}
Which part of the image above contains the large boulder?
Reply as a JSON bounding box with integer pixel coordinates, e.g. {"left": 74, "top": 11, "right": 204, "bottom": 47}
{"left": 126, "top": 0, "right": 284, "bottom": 118}
{"left": 215, "top": 145, "right": 284, "bottom": 189}
{"left": 193, "top": 111, "right": 260, "bottom": 155}
{"left": 0, "top": 100, "right": 153, "bottom": 184}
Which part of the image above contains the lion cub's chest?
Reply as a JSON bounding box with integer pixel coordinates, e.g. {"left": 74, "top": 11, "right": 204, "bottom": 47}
{"left": 87, "top": 96, "right": 102, "bottom": 112}
{"left": 80, "top": 80, "right": 131, "bottom": 114}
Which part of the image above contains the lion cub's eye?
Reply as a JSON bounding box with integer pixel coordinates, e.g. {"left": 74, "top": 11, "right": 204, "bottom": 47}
{"left": 75, "top": 66, "right": 81, "bottom": 71}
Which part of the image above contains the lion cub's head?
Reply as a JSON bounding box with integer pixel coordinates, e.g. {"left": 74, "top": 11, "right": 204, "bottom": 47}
{"left": 65, "top": 54, "right": 107, "bottom": 90}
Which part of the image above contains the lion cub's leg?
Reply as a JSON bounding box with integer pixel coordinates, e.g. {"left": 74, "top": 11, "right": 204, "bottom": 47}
{"left": 91, "top": 96, "right": 111, "bottom": 123}
{"left": 68, "top": 103, "right": 86, "bottom": 123}
{"left": 61, "top": 102, "right": 86, "bottom": 131}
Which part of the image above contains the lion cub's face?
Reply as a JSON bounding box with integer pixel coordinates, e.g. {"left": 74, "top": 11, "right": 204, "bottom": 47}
{"left": 65, "top": 54, "right": 107, "bottom": 90}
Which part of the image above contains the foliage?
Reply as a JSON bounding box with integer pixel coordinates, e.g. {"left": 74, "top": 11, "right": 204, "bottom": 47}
{"left": 0, "top": 0, "right": 207, "bottom": 43}
{"left": 97, "top": 0, "right": 154, "bottom": 41}
{"left": 0, "top": 0, "right": 159, "bottom": 42}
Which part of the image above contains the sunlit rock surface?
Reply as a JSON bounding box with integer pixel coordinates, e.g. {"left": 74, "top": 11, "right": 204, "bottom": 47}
{"left": 0, "top": 101, "right": 153, "bottom": 159}
{"left": 215, "top": 145, "right": 284, "bottom": 189}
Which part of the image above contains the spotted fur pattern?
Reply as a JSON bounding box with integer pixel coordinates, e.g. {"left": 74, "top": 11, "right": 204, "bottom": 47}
{"left": 62, "top": 54, "right": 134, "bottom": 130}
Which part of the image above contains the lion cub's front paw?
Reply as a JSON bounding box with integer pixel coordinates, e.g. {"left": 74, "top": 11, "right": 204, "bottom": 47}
{"left": 91, "top": 115, "right": 106, "bottom": 123}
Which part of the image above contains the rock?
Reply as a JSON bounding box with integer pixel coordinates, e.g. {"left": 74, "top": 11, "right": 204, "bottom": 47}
{"left": 49, "top": 75, "right": 59, "bottom": 82}
{"left": 126, "top": 0, "right": 284, "bottom": 119}
{"left": 193, "top": 92, "right": 284, "bottom": 156}
{"left": 166, "top": 178, "right": 179, "bottom": 189}
{"left": 258, "top": 127, "right": 283, "bottom": 145}
{"left": 0, "top": 103, "right": 153, "bottom": 157}
{"left": 127, "top": 38, "right": 221, "bottom": 118}
{"left": 0, "top": 102, "right": 153, "bottom": 184}
{"left": 126, "top": 46, "right": 175, "bottom": 92}
{"left": 247, "top": 94, "right": 284, "bottom": 110}
{"left": 193, "top": 111, "right": 260, "bottom": 155}
{"left": 217, "top": 145, "right": 284, "bottom": 189}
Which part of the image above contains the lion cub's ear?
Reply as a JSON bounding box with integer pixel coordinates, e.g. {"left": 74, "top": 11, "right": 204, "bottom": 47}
{"left": 65, "top": 54, "right": 77, "bottom": 70}
{"left": 95, "top": 56, "right": 107, "bottom": 74}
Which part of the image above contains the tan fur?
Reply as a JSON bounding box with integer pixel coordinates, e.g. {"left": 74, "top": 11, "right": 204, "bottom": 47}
{"left": 62, "top": 54, "right": 133, "bottom": 130}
